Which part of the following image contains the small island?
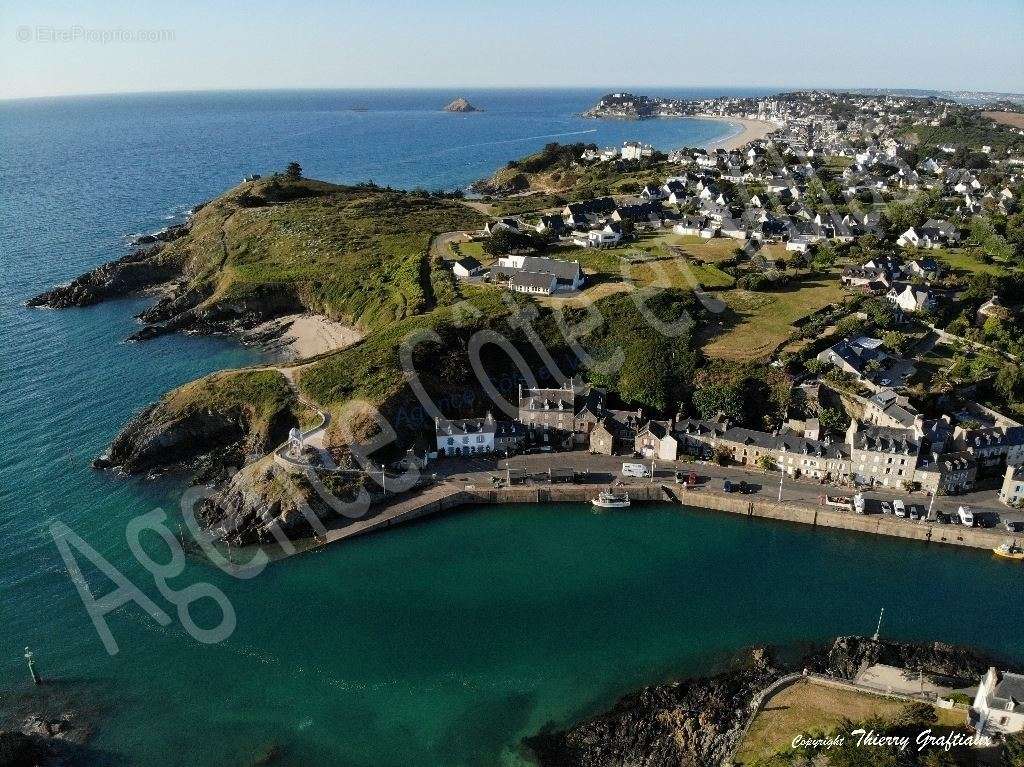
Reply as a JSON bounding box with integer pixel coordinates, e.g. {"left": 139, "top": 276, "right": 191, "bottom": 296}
{"left": 443, "top": 97, "right": 481, "bottom": 113}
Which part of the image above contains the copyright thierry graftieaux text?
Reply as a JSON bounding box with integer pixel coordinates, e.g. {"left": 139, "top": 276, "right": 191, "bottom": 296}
{"left": 793, "top": 728, "right": 993, "bottom": 752}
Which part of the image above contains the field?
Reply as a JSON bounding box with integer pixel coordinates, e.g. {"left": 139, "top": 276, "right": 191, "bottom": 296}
{"left": 702, "top": 275, "right": 847, "bottom": 361}
{"left": 983, "top": 111, "right": 1024, "bottom": 129}
{"left": 735, "top": 680, "right": 967, "bottom": 766}
{"left": 932, "top": 247, "right": 1011, "bottom": 276}
{"left": 556, "top": 233, "right": 738, "bottom": 290}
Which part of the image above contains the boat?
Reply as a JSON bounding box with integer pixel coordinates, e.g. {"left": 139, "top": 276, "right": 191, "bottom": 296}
{"left": 993, "top": 540, "right": 1024, "bottom": 560}
{"left": 591, "top": 490, "right": 630, "bottom": 509}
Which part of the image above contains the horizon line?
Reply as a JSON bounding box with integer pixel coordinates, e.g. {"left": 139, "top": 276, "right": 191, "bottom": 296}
{"left": 3, "top": 83, "right": 1023, "bottom": 104}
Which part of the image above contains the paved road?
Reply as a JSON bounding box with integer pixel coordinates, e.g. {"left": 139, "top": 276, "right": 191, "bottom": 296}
{"left": 428, "top": 449, "right": 1024, "bottom": 530}
{"left": 429, "top": 230, "right": 473, "bottom": 261}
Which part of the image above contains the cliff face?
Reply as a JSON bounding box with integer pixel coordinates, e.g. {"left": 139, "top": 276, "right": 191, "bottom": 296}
{"left": 27, "top": 245, "right": 184, "bottom": 309}
{"left": 525, "top": 648, "right": 780, "bottom": 767}
{"left": 97, "top": 369, "right": 297, "bottom": 478}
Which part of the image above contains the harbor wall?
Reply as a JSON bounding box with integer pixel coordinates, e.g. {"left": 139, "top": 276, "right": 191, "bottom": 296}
{"left": 315, "top": 481, "right": 1009, "bottom": 555}
{"left": 451, "top": 484, "right": 1008, "bottom": 553}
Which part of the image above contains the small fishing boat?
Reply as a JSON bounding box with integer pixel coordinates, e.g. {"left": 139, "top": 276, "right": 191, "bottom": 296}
{"left": 993, "top": 540, "right": 1024, "bottom": 560}
{"left": 591, "top": 490, "right": 630, "bottom": 509}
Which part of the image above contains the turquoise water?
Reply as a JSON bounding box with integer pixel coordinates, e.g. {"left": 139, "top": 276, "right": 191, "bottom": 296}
{"left": 2, "top": 89, "right": 1021, "bottom": 766}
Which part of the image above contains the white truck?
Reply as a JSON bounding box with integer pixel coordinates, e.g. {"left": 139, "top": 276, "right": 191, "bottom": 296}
{"left": 893, "top": 499, "right": 907, "bottom": 518}
{"left": 958, "top": 505, "right": 975, "bottom": 527}
{"left": 853, "top": 493, "right": 866, "bottom": 515}
{"left": 621, "top": 462, "right": 652, "bottom": 478}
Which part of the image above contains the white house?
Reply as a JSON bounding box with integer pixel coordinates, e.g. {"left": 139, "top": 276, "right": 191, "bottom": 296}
{"left": 888, "top": 283, "right": 935, "bottom": 314}
{"left": 452, "top": 256, "right": 484, "bottom": 278}
{"left": 999, "top": 464, "right": 1024, "bottom": 506}
{"left": 786, "top": 235, "right": 814, "bottom": 253}
{"left": 573, "top": 223, "right": 622, "bottom": 249}
{"left": 509, "top": 272, "right": 556, "bottom": 295}
{"left": 435, "top": 413, "right": 497, "bottom": 456}
{"left": 896, "top": 227, "right": 921, "bottom": 247}
{"left": 620, "top": 141, "right": 653, "bottom": 161}
{"left": 973, "top": 667, "right": 1024, "bottom": 735}
{"left": 634, "top": 420, "right": 678, "bottom": 461}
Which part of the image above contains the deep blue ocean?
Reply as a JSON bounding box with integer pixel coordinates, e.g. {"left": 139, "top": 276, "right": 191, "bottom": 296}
{"left": 1, "top": 89, "right": 1021, "bottom": 767}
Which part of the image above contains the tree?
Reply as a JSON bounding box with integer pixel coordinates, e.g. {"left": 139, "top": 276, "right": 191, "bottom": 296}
{"left": 712, "top": 446, "right": 732, "bottom": 466}
{"left": 1004, "top": 732, "right": 1024, "bottom": 767}
{"left": 994, "top": 363, "right": 1024, "bottom": 403}
{"left": 482, "top": 228, "right": 536, "bottom": 256}
{"left": 817, "top": 406, "right": 848, "bottom": 433}
{"left": 693, "top": 384, "right": 743, "bottom": 421}
{"left": 756, "top": 453, "right": 776, "bottom": 472}
{"left": 881, "top": 330, "right": 912, "bottom": 356}
{"left": 284, "top": 161, "right": 302, "bottom": 180}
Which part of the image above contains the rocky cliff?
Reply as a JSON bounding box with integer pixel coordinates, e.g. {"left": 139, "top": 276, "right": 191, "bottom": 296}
{"left": 523, "top": 636, "right": 1006, "bottom": 767}
{"left": 525, "top": 647, "right": 780, "bottom": 767}
{"left": 96, "top": 369, "right": 297, "bottom": 481}
{"left": 27, "top": 244, "right": 184, "bottom": 309}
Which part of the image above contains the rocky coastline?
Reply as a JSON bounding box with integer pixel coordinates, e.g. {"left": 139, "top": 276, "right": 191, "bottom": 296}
{"left": 523, "top": 635, "right": 1005, "bottom": 767}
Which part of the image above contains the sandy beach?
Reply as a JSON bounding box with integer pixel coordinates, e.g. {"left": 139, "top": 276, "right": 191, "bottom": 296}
{"left": 698, "top": 114, "right": 782, "bottom": 151}
{"left": 251, "top": 313, "right": 364, "bottom": 359}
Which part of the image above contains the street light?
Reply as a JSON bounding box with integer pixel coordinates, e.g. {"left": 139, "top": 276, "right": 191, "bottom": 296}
{"left": 778, "top": 465, "right": 785, "bottom": 502}
{"left": 24, "top": 647, "right": 40, "bottom": 685}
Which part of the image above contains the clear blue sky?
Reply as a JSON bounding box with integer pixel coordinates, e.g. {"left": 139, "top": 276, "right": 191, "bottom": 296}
{"left": 2, "top": 0, "right": 1022, "bottom": 99}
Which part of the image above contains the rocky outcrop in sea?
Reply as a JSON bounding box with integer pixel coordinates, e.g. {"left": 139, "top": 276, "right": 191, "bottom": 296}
{"left": 522, "top": 636, "right": 1006, "bottom": 767}
{"left": 444, "top": 97, "right": 481, "bottom": 113}
{"left": 525, "top": 647, "right": 780, "bottom": 767}
{"left": 26, "top": 244, "right": 182, "bottom": 309}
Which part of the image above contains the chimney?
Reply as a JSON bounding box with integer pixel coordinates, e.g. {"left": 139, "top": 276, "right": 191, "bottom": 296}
{"left": 846, "top": 419, "right": 859, "bottom": 445}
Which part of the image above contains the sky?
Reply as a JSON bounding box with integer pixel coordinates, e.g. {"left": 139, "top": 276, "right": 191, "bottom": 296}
{"left": 1, "top": 0, "right": 1023, "bottom": 100}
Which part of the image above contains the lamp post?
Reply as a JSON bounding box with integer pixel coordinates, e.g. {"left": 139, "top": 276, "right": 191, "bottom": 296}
{"left": 24, "top": 647, "right": 40, "bottom": 685}
{"left": 778, "top": 467, "right": 785, "bottom": 502}
{"left": 381, "top": 464, "right": 387, "bottom": 494}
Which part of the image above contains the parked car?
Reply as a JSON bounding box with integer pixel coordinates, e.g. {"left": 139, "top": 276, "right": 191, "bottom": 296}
{"left": 908, "top": 505, "right": 922, "bottom": 520}
{"left": 893, "top": 499, "right": 906, "bottom": 518}
{"left": 1005, "top": 520, "right": 1024, "bottom": 533}
{"left": 881, "top": 501, "right": 893, "bottom": 515}
{"left": 936, "top": 512, "right": 951, "bottom": 524}
{"left": 723, "top": 479, "right": 734, "bottom": 493}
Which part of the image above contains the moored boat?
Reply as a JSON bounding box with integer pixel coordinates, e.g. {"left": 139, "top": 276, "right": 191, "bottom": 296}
{"left": 993, "top": 540, "right": 1024, "bottom": 560}
{"left": 592, "top": 490, "right": 630, "bottom": 509}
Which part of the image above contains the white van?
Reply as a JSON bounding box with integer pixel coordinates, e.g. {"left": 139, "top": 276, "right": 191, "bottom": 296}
{"left": 958, "top": 505, "right": 974, "bottom": 527}
{"left": 621, "top": 462, "right": 651, "bottom": 478}
{"left": 893, "top": 499, "right": 906, "bottom": 518}
{"left": 853, "top": 493, "right": 866, "bottom": 514}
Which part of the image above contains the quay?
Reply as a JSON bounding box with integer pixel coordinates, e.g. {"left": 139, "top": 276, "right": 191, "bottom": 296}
{"left": 295, "top": 472, "right": 1012, "bottom": 557}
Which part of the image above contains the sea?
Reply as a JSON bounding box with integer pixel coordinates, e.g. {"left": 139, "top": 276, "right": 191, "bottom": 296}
{"left": 1, "top": 88, "right": 1021, "bottom": 767}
